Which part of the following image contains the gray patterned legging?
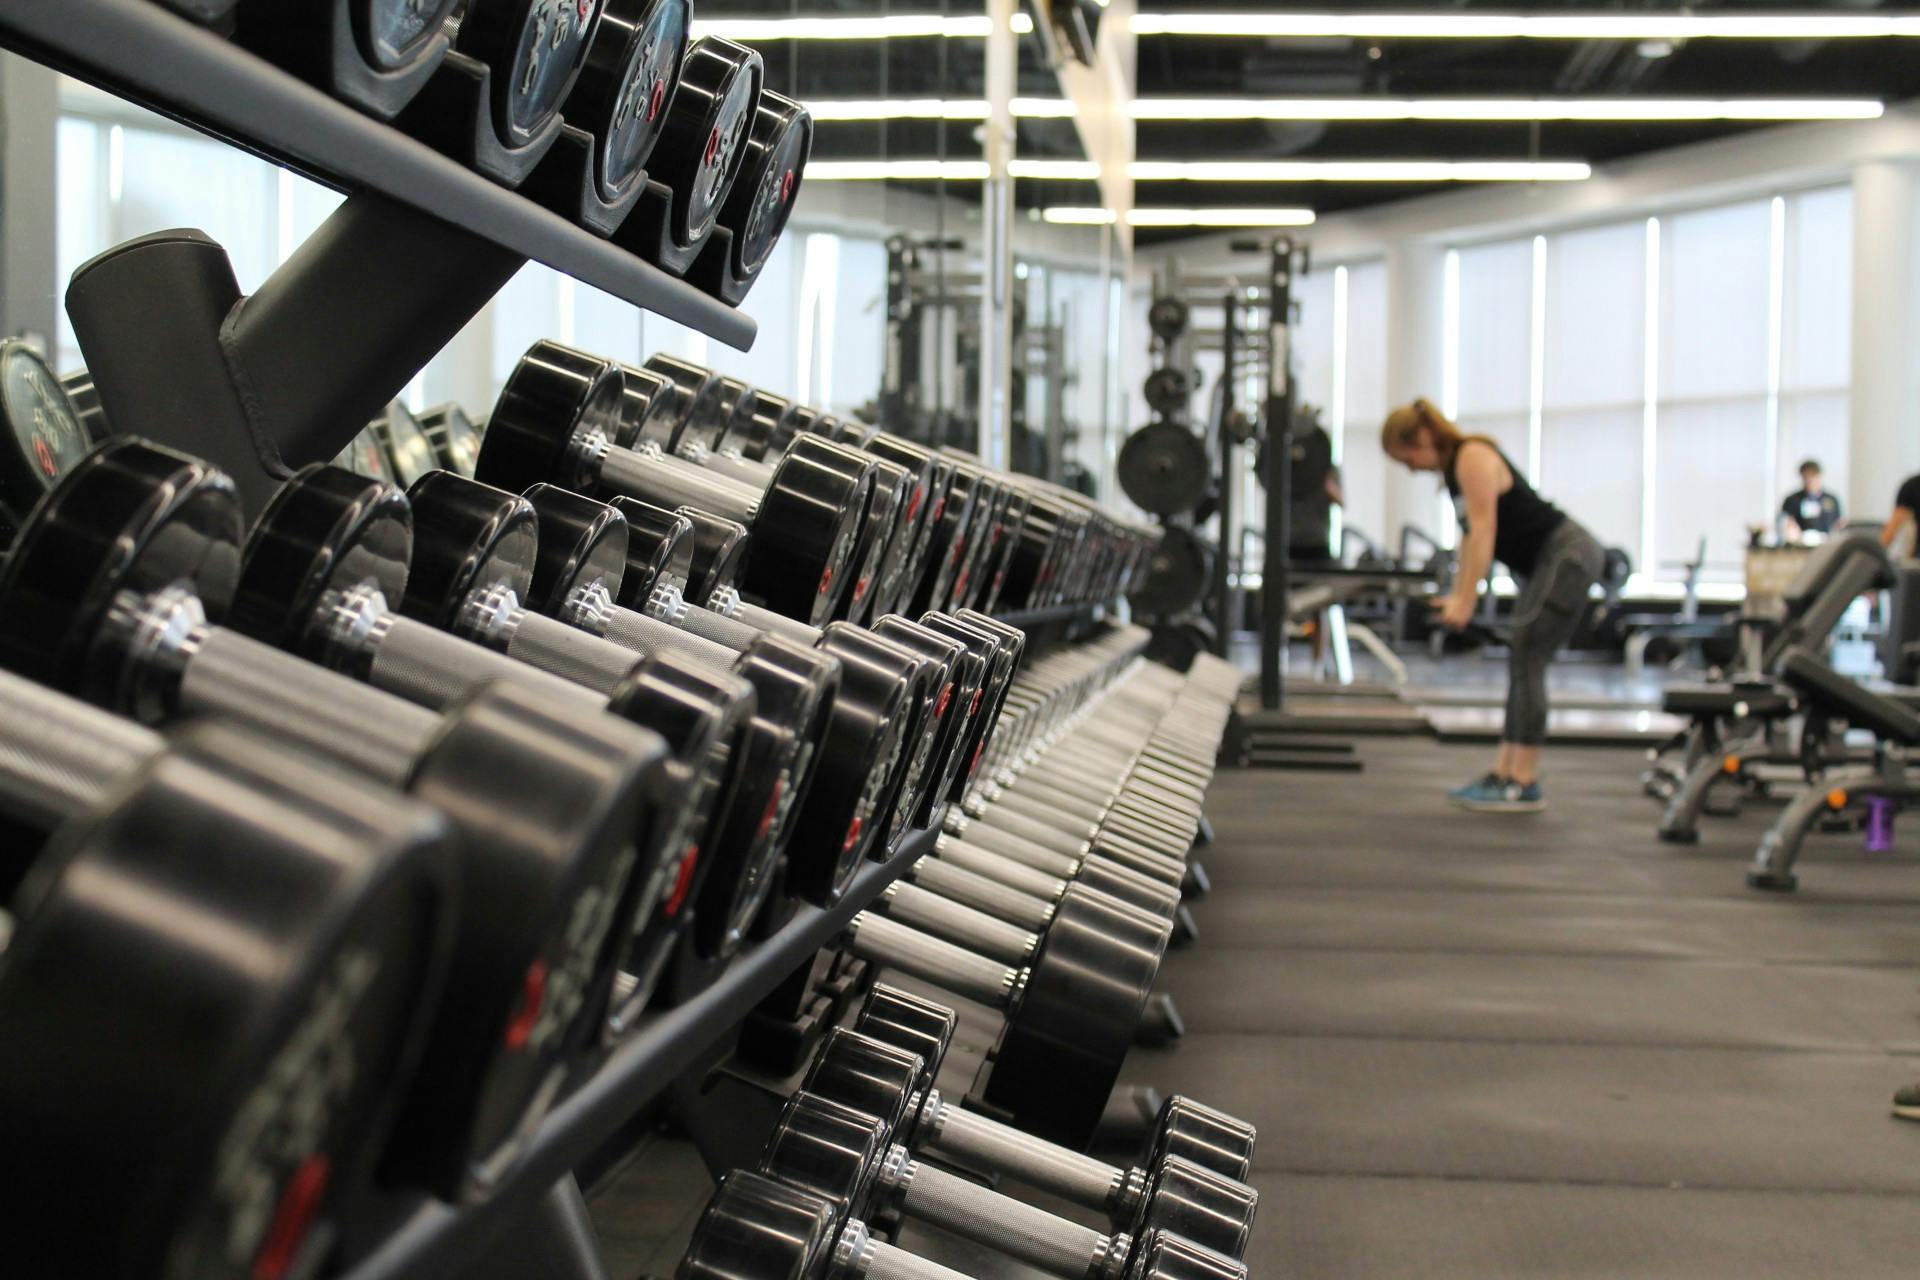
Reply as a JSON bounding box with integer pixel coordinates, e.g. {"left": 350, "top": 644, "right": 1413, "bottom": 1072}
{"left": 1506, "top": 519, "right": 1606, "bottom": 746}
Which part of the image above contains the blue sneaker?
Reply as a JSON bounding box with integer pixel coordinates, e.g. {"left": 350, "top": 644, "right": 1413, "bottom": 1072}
{"left": 1447, "top": 772, "right": 1508, "bottom": 805}
{"left": 1455, "top": 777, "right": 1546, "bottom": 813}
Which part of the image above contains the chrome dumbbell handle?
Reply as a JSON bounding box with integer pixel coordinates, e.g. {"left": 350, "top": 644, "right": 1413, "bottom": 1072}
{"left": 0, "top": 672, "right": 163, "bottom": 826}
{"left": 881, "top": 883, "right": 1037, "bottom": 964}
{"left": 875, "top": 1146, "right": 1127, "bottom": 1280}
{"left": 909, "top": 856, "right": 1054, "bottom": 930}
{"left": 843, "top": 912, "right": 1022, "bottom": 1009}
{"left": 834, "top": 1219, "right": 971, "bottom": 1280}
{"left": 596, "top": 436, "right": 762, "bottom": 527}
{"left": 917, "top": 1090, "right": 1127, "bottom": 1211}
{"left": 360, "top": 609, "right": 605, "bottom": 713}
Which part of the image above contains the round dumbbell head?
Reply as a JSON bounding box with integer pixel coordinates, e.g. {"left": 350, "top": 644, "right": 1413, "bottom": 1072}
{"left": 836, "top": 455, "right": 910, "bottom": 624}
{"left": 985, "top": 884, "right": 1174, "bottom": 1147}
{"left": 864, "top": 621, "right": 957, "bottom": 851}
{"left": 1117, "top": 420, "right": 1210, "bottom": 517}
{"left": 748, "top": 437, "right": 873, "bottom": 626}
{"left": 0, "top": 437, "right": 241, "bottom": 705}
{"left": 1145, "top": 296, "right": 1189, "bottom": 343}
{"left": 869, "top": 615, "right": 978, "bottom": 830}
{"left": 520, "top": 481, "right": 630, "bottom": 613}
{"left": 399, "top": 473, "right": 538, "bottom": 627}
{"left": 799, "top": 1028, "right": 923, "bottom": 1145}
{"left": 373, "top": 401, "right": 441, "bottom": 487}
{"left": 762, "top": 1091, "right": 892, "bottom": 1217}
{"left": 0, "top": 720, "right": 455, "bottom": 1280}
{"left": 474, "top": 339, "right": 626, "bottom": 492}
{"left": 717, "top": 91, "right": 811, "bottom": 282}
{"left": 607, "top": 496, "right": 696, "bottom": 598}
{"left": 419, "top": 403, "right": 484, "bottom": 476}
{"left": 824, "top": 620, "right": 937, "bottom": 855}
{"left": 1130, "top": 526, "right": 1212, "bottom": 618}
{"left": 651, "top": 36, "right": 765, "bottom": 248}
{"left": 690, "top": 634, "right": 839, "bottom": 958}
{"left": 640, "top": 354, "right": 720, "bottom": 444}
{"left": 1147, "top": 1096, "right": 1256, "bottom": 1184}
{"left": 1141, "top": 367, "right": 1191, "bottom": 417}
{"left": 1125, "top": 1229, "right": 1248, "bottom": 1280}
{"left": 613, "top": 362, "right": 682, "bottom": 449}
{"left": 0, "top": 339, "right": 92, "bottom": 540}
{"left": 232, "top": 464, "right": 413, "bottom": 655}
{"left": 915, "top": 613, "right": 1014, "bottom": 799}
{"left": 682, "top": 1170, "right": 841, "bottom": 1280}
{"left": 731, "top": 390, "right": 790, "bottom": 462}
{"left": 566, "top": 0, "right": 690, "bottom": 201}
{"left": 1131, "top": 1156, "right": 1257, "bottom": 1262}
{"left": 356, "top": 0, "right": 465, "bottom": 71}
{"left": 853, "top": 984, "right": 958, "bottom": 1095}
{"left": 675, "top": 505, "right": 752, "bottom": 604}
{"left": 461, "top": 0, "right": 607, "bottom": 151}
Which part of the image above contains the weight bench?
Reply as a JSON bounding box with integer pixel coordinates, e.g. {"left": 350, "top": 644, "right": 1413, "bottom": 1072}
{"left": 1650, "top": 532, "right": 1895, "bottom": 842}
{"left": 1747, "top": 647, "right": 1920, "bottom": 891}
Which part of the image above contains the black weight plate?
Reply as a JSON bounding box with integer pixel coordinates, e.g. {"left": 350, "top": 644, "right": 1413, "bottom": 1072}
{"left": 476, "top": 341, "right": 628, "bottom": 492}
{"left": 618, "top": 360, "right": 692, "bottom": 449}
{"left": 682, "top": 1171, "right": 840, "bottom": 1280}
{"left": 418, "top": 403, "right": 484, "bottom": 476}
{"left": 836, "top": 456, "right": 910, "bottom": 625}
{"left": 1148, "top": 1097, "right": 1256, "bottom": 1184}
{"left": 1129, "top": 525, "right": 1212, "bottom": 618}
{"left": 0, "top": 438, "right": 242, "bottom": 703}
{"left": 977, "top": 488, "right": 1031, "bottom": 613}
{"left": 800, "top": 1027, "right": 923, "bottom": 1140}
{"left": 985, "top": 884, "right": 1171, "bottom": 1147}
{"left": 461, "top": 0, "right": 607, "bottom": 151}
{"left": 1118, "top": 420, "right": 1209, "bottom": 516}
{"left": 399, "top": 473, "right": 538, "bottom": 626}
{"left": 0, "top": 340, "right": 92, "bottom": 536}
{"left": 374, "top": 402, "right": 441, "bottom": 487}
{"left": 915, "top": 613, "right": 1013, "bottom": 802}
{"left": 1132, "top": 1156, "right": 1257, "bottom": 1260}
{"left": 675, "top": 505, "right": 752, "bottom": 604}
{"left": 744, "top": 438, "right": 870, "bottom": 628}
{"left": 638, "top": 355, "right": 722, "bottom": 450}
{"left": 520, "top": 481, "right": 629, "bottom": 613}
{"left": 690, "top": 635, "right": 838, "bottom": 959}
{"left": 870, "top": 615, "right": 979, "bottom": 832}
{"left": 566, "top": 0, "right": 690, "bottom": 201}
{"left": 863, "top": 620, "right": 958, "bottom": 852}
{"left": 830, "top": 622, "right": 938, "bottom": 860}
{"left": 356, "top": 0, "right": 465, "bottom": 71}
{"left": 0, "top": 723, "right": 454, "bottom": 1280}
{"left": 232, "top": 465, "right": 413, "bottom": 654}
{"left": 733, "top": 390, "right": 790, "bottom": 462}
{"left": 605, "top": 497, "right": 693, "bottom": 600}
{"left": 760, "top": 1092, "right": 889, "bottom": 1218}
{"left": 719, "top": 92, "right": 811, "bottom": 282}
{"left": 651, "top": 37, "right": 764, "bottom": 248}
{"left": 1146, "top": 295, "right": 1189, "bottom": 342}
{"left": 853, "top": 984, "right": 957, "bottom": 1097}
{"left": 1142, "top": 366, "right": 1191, "bottom": 416}
{"left": 1126, "top": 1230, "right": 1247, "bottom": 1280}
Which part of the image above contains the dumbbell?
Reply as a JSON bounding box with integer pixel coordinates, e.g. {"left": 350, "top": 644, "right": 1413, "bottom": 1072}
{"left": 231, "top": 0, "right": 464, "bottom": 119}
{"left": 682, "top": 1171, "right": 1241, "bottom": 1280}
{"left": 560, "top": 0, "right": 690, "bottom": 206}
{"left": 909, "top": 455, "right": 990, "bottom": 615}
{"left": 838, "top": 881, "right": 1170, "bottom": 1147}
{"left": 475, "top": 341, "right": 873, "bottom": 626}
{"left": 833, "top": 987, "right": 1256, "bottom": 1240}
{"left": 231, "top": 463, "right": 755, "bottom": 1031}
{"left": 759, "top": 1091, "right": 1250, "bottom": 1280}
{"left": 369, "top": 399, "right": 440, "bottom": 486}
{"left": 0, "top": 440, "right": 677, "bottom": 1198}
{"left": 0, "top": 338, "right": 92, "bottom": 544}
{"left": 687, "top": 90, "right": 813, "bottom": 305}
{"left": 454, "top": 0, "right": 607, "bottom": 155}
{"left": 417, "top": 402, "right": 484, "bottom": 476}
{"left": 0, "top": 688, "right": 455, "bottom": 1280}
{"left": 514, "top": 481, "right": 844, "bottom": 960}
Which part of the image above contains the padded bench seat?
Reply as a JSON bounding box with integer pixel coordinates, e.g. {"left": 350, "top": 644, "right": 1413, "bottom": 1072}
{"left": 1662, "top": 683, "right": 1797, "bottom": 719}
{"left": 1779, "top": 648, "right": 1920, "bottom": 747}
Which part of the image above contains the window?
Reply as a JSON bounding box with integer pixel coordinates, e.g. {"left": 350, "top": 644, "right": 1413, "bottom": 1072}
{"left": 1449, "top": 238, "right": 1534, "bottom": 470}
{"left": 1778, "top": 186, "right": 1852, "bottom": 504}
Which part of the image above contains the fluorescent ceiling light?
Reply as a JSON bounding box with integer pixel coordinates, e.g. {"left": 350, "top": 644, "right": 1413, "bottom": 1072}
{"left": 804, "top": 98, "right": 1077, "bottom": 121}
{"left": 1043, "top": 207, "right": 1319, "bottom": 226}
{"left": 1128, "top": 159, "right": 1592, "bottom": 181}
{"left": 692, "top": 14, "right": 1032, "bottom": 40}
{"left": 805, "top": 159, "right": 1101, "bottom": 180}
{"left": 1128, "top": 12, "right": 1920, "bottom": 39}
{"left": 1131, "top": 98, "right": 1885, "bottom": 122}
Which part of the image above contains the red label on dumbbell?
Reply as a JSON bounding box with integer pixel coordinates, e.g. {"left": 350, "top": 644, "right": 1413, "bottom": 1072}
{"left": 664, "top": 844, "right": 701, "bottom": 916}
{"left": 503, "top": 959, "right": 549, "bottom": 1052}
{"left": 758, "top": 779, "right": 785, "bottom": 840}
{"left": 250, "top": 1154, "right": 331, "bottom": 1280}
{"left": 935, "top": 682, "right": 953, "bottom": 719}
{"left": 841, "top": 817, "right": 864, "bottom": 855}
{"left": 906, "top": 485, "right": 925, "bottom": 523}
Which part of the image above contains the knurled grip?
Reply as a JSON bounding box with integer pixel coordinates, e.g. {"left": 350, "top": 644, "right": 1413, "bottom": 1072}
{"left": 0, "top": 673, "right": 162, "bottom": 827}
{"left": 368, "top": 616, "right": 597, "bottom": 712}
{"left": 934, "top": 836, "right": 1071, "bottom": 899}
{"left": 844, "top": 912, "right": 1013, "bottom": 1009}
{"left": 955, "top": 821, "right": 1083, "bottom": 877}
{"left": 893, "top": 1157, "right": 1111, "bottom": 1280}
{"left": 182, "top": 628, "right": 431, "bottom": 786}
{"left": 599, "top": 445, "right": 759, "bottom": 525}
{"left": 926, "top": 1103, "right": 1123, "bottom": 1211}
{"left": 674, "top": 602, "right": 769, "bottom": 652}
{"left": 884, "top": 883, "right": 1036, "bottom": 964}
{"left": 731, "top": 598, "right": 823, "bottom": 648}
{"left": 978, "top": 805, "right": 1096, "bottom": 849}
{"left": 856, "top": 1235, "right": 974, "bottom": 1280}
{"left": 505, "top": 614, "right": 645, "bottom": 697}
{"left": 910, "top": 857, "right": 1053, "bottom": 929}
{"left": 601, "top": 605, "right": 741, "bottom": 672}
{"left": 692, "top": 449, "right": 776, "bottom": 490}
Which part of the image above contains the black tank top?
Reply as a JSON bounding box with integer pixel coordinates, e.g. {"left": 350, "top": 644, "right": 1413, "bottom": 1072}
{"left": 1444, "top": 440, "right": 1566, "bottom": 576}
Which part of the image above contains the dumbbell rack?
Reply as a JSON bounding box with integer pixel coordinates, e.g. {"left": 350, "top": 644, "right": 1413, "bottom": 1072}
{"left": 0, "top": 0, "right": 754, "bottom": 513}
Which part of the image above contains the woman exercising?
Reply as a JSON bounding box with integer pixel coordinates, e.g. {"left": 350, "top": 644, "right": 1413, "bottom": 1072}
{"left": 1382, "top": 399, "right": 1606, "bottom": 812}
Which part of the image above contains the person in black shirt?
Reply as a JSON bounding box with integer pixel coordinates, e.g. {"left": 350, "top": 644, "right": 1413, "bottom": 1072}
{"left": 1779, "top": 459, "right": 1843, "bottom": 542}
{"left": 1382, "top": 398, "right": 1605, "bottom": 813}
{"left": 1286, "top": 416, "right": 1344, "bottom": 668}
{"left": 1881, "top": 472, "right": 1920, "bottom": 555}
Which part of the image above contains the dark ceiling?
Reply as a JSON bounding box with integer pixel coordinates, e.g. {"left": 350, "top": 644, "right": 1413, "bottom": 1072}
{"left": 709, "top": 0, "right": 1920, "bottom": 237}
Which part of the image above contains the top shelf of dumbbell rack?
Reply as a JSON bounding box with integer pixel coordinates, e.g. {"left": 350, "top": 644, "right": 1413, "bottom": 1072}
{"left": 335, "top": 824, "right": 935, "bottom": 1280}
{"left": 0, "top": 0, "right": 755, "bottom": 349}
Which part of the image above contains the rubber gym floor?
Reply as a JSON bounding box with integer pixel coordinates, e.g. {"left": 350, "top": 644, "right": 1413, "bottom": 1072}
{"left": 590, "top": 730, "right": 1920, "bottom": 1278}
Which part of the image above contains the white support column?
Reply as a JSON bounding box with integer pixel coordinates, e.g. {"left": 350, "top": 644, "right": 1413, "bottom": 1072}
{"left": 1849, "top": 160, "right": 1920, "bottom": 519}
{"left": 0, "top": 52, "right": 61, "bottom": 351}
{"left": 976, "top": 0, "right": 1017, "bottom": 470}
{"left": 1383, "top": 240, "right": 1448, "bottom": 541}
